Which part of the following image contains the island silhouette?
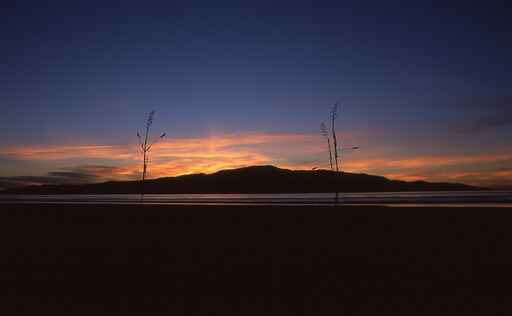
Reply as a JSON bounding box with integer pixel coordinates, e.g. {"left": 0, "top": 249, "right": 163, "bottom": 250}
{"left": 1, "top": 165, "right": 479, "bottom": 195}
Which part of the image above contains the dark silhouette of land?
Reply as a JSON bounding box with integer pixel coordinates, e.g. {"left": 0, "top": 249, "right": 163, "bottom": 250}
{"left": 0, "top": 165, "right": 479, "bottom": 194}
{"left": 2, "top": 203, "right": 511, "bottom": 314}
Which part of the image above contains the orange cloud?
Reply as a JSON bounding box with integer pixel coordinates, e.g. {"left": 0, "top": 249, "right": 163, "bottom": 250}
{"left": 1, "top": 132, "right": 511, "bottom": 187}
{"left": 341, "top": 152, "right": 512, "bottom": 187}
{"left": 342, "top": 153, "right": 512, "bottom": 171}
{"left": 0, "top": 145, "right": 136, "bottom": 161}
{"left": 0, "top": 132, "right": 326, "bottom": 180}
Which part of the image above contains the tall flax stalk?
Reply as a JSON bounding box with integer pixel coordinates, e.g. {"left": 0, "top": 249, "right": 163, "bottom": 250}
{"left": 137, "top": 110, "right": 166, "bottom": 204}
{"left": 331, "top": 104, "right": 339, "bottom": 172}
{"left": 321, "top": 122, "right": 333, "bottom": 171}
{"left": 331, "top": 103, "right": 340, "bottom": 205}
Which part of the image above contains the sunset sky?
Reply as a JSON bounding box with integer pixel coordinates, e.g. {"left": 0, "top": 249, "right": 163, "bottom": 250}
{"left": 1, "top": 0, "right": 511, "bottom": 189}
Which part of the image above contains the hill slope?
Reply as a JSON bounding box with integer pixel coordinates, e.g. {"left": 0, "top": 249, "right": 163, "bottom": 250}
{"left": 0, "top": 165, "right": 480, "bottom": 194}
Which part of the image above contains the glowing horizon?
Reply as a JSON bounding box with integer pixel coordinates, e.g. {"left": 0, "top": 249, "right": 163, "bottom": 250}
{"left": 1, "top": 131, "right": 510, "bottom": 189}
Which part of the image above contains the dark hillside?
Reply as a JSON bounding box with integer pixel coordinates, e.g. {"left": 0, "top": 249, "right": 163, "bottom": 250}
{"left": 1, "top": 165, "right": 480, "bottom": 194}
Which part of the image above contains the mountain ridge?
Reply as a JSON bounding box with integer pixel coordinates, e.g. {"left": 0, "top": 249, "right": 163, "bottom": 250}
{"left": 0, "top": 165, "right": 482, "bottom": 194}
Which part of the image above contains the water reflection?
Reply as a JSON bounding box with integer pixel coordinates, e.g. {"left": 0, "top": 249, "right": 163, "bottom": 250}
{"left": 0, "top": 191, "right": 511, "bottom": 206}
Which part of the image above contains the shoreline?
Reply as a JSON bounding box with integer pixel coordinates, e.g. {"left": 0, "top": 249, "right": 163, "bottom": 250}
{"left": 1, "top": 202, "right": 511, "bottom": 207}
{"left": 1, "top": 190, "right": 510, "bottom": 207}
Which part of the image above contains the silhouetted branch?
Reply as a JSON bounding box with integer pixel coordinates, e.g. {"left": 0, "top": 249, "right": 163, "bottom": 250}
{"left": 147, "top": 132, "right": 167, "bottom": 151}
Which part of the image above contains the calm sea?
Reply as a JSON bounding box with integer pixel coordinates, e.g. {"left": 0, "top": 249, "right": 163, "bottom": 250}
{"left": 0, "top": 191, "right": 511, "bottom": 207}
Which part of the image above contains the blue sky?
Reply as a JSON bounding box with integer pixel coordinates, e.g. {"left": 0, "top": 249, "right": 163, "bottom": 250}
{"left": 1, "top": 0, "right": 511, "bottom": 188}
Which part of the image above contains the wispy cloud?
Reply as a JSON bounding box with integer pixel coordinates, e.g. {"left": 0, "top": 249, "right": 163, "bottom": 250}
{"left": 455, "top": 96, "right": 512, "bottom": 134}
{"left": 1, "top": 131, "right": 511, "bottom": 188}
{"left": 0, "top": 145, "right": 135, "bottom": 161}
{"left": 0, "top": 165, "right": 133, "bottom": 189}
{"left": 0, "top": 132, "right": 327, "bottom": 188}
{"left": 0, "top": 132, "right": 322, "bottom": 162}
{"left": 342, "top": 152, "right": 512, "bottom": 187}
{"left": 458, "top": 113, "right": 512, "bottom": 134}
{"left": 343, "top": 153, "right": 512, "bottom": 171}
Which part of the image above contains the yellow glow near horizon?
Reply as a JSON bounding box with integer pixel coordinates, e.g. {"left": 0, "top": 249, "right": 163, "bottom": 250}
{"left": 0, "top": 132, "right": 511, "bottom": 187}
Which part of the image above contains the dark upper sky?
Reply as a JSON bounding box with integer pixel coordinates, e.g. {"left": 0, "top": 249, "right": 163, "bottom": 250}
{"left": 1, "top": 0, "right": 511, "bottom": 187}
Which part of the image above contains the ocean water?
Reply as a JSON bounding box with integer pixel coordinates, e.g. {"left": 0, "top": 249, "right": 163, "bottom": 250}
{"left": 0, "top": 191, "right": 511, "bottom": 206}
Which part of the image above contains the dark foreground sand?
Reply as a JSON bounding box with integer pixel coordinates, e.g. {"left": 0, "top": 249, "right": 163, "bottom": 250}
{"left": 1, "top": 204, "right": 512, "bottom": 314}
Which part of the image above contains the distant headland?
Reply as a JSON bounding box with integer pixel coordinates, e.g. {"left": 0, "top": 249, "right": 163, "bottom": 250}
{"left": 0, "top": 165, "right": 481, "bottom": 195}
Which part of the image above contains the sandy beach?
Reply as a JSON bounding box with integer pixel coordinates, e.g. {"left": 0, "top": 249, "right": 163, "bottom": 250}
{"left": 2, "top": 203, "right": 511, "bottom": 314}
